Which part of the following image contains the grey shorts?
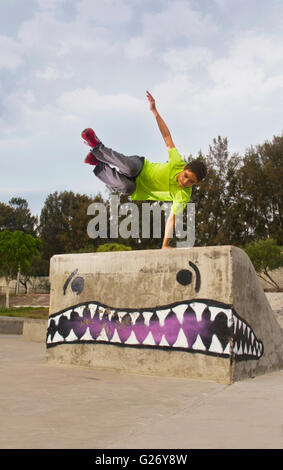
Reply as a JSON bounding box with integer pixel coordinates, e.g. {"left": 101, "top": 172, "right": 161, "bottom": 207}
{"left": 92, "top": 144, "right": 145, "bottom": 195}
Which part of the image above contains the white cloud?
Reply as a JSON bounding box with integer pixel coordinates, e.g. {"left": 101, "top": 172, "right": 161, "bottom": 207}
{"left": 124, "top": 36, "right": 154, "bottom": 59}
{"left": 162, "top": 46, "right": 212, "bottom": 73}
{"left": 37, "top": 65, "right": 73, "bottom": 80}
{"left": 142, "top": 0, "right": 217, "bottom": 41}
{"left": 57, "top": 88, "right": 143, "bottom": 114}
{"left": 77, "top": 0, "right": 133, "bottom": 26}
{"left": 0, "top": 34, "right": 23, "bottom": 69}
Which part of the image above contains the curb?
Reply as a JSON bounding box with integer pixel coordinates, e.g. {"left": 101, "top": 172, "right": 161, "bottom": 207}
{"left": 0, "top": 316, "right": 47, "bottom": 342}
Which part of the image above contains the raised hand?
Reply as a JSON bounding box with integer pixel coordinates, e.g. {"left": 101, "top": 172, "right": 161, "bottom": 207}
{"left": 146, "top": 90, "right": 156, "bottom": 112}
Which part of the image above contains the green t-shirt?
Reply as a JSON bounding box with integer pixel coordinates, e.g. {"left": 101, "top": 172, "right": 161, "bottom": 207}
{"left": 130, "top": 148, "right": 192, "bottom": 214}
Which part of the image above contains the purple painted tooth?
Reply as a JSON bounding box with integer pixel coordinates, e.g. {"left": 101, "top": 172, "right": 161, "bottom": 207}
{"left": 150, "top": 312, "right": 163, "bottom": 345}
{"left": 71, "top": 310, "right": 88, "bottom": 339}
{"left": 58, "top": 314, "right": 72, "bottom": 339}
{"left": 133, "top": 313, "right": 150, "bottom": 344}
{"left": 88, "top": 306, "right": 104, "bottom": 339}
{"left": 116, "top": 313, "right": 132, "bottom": 343}
{"left": 182, "top": 306, "right": 199, "bottom": 347}
{"left": 198, "top": 307, "right": 214, "bottom": 350}
{"left": 163, "top": 311, "right": 180, "bottom": 346}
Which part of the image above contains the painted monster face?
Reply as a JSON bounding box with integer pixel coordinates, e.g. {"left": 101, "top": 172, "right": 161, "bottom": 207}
{"left": 46, "top": 261, "right": 264, "bottom": 361}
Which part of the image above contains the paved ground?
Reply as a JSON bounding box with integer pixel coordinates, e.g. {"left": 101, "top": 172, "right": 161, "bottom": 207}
{"left": 1, "top": 335, "right": 283, "bottom": 449}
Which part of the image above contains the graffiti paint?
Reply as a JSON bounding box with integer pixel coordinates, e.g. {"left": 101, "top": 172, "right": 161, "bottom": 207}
{"left": 46, "top": 298, "right": 264, "bottom": 361}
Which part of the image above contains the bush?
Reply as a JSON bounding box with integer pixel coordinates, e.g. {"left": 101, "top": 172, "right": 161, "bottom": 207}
{"left": 96, "top": 243, "right": 132, "bottom": 252}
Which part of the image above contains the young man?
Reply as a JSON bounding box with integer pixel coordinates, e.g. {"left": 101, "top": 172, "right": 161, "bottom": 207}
{"left": 82, "top": 91, "right": 207, "bottom": 248}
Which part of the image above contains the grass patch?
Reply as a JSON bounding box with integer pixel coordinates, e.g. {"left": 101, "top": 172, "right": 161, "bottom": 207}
{"left": 0, "top": 307, "right": 49, "bottom": 320}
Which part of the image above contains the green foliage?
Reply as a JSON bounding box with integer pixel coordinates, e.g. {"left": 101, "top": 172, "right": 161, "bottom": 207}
{"left": 0, "top": 198, "right": 37, "bottom": 235}
{"left": 0, "top": 230, "right": 41, "bottom": 307}
{"left": 39, "top": 191, "right": 104, "bottom": 259}
{"left": 244, "top": 239, "right": 283, "bottom": 291}
{"left": 2, "top": 132, "right": 282, "bottom": 256}
{"left": 97, "top": 243, "right": 132, "bottom": 252}
{"left": 0, "top": 230, "right": 41, "bottom": 278}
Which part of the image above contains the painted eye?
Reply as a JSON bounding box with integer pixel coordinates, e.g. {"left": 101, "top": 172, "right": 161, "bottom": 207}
{"left": 176, "top": 261, "right": 201, "bottom": 293}
{"left": 63, "top": 269, "right": 85, "bottom": 295}
{"left": 176, "top": 269, "right": 192, "bottom": 286}
{"left": 71, "top": 276, "right": 84, "bottom": 295}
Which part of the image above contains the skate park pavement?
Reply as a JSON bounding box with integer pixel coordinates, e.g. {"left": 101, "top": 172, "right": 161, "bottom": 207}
{"left": 1, "top": 334, "right": 283, "bottom": 449}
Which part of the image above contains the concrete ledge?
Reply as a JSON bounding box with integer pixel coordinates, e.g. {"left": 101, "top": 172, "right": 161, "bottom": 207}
{"left": 23, "top": 319, "right": 48, "bottom": 343}
{"left": 46, "top": 247, "right": 283, "bottom": 383}
{"left": 0, "top": 316, "right": 24, "bottom": 335}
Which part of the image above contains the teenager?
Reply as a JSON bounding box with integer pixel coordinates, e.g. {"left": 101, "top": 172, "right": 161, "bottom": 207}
{"left": 82, "top": 91, "right": 207, "bottom": 248}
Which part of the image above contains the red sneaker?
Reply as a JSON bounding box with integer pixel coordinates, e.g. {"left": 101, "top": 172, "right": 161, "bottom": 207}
{"left": 81, "top": 128, "right": 101, "bottom": 148}
{"left": 84, "top": 151, "right": 98, "bottom": 166}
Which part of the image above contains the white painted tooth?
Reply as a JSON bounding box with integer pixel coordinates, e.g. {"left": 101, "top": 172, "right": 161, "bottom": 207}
{"left": 159, "top": 335, "right": 170, "bottom": 347}
{"left": 64, "top": 309, "right": 72, "bottom": 320}
{"left": 227, "top": 310, "right": 233, "bottom": 327}
{"left": 192, "top": 334, "right": 206, "bottom": 351}
{"left": 142, "top": 331, "right": 156, "bottom": 346}
{"left": 237, "top": 319, "right": 242, "bottom": 331}
{"left": 125, "top": 330, "right": 138, "bottom": 345}
{"left": 89, "top": 304, "right": 98, "bottom": 318}
{"left": 98, "top": 306, "right": 106, "bottom": 320}
{"left": 191, "top": 302, "right": 207, "bottom": 322}
{"left": 250, "top": 332, "right": 255, "bottom": 344}
{"left": 238, "top": 342, "right": 243, "bottom": 355}
{"left": 80, "top": 328, "right": 93, "bottom": 341}
{"left": 117, "top": 311, "right": 128, "bottom": 323}
{"left": 130, "top": 312, "right": 140, "bottom": 326}
{"left": 173, "top": 328, "right": 188, "bottom": 348}
{"left": 233, "top": 342, "right": 238, "bottom": 354}
{"left": 233, "top": 317, "right": 238, "bottom": 333}
{"left": 242, "top": 322, "right": 246, "bottom": 334}
{"left": 156, "top": 309, "right": 170, "bottom": 327}
{"left": 248, "top": 345, "right": 252, "bottom": 355}
{"left": 208, "top": 307, "right": 222, "bottom": 321}
{"left": 244, "top": 343, "right": 248, "bottom": 355}
{"left": 143, "top": 311, "right": 154, "bottom": 327}
{"left": 65, "top": 330, "right": 77, "bottom": 342}
{"left": 97, "top": 327, "right": 108, "bottom": 342}
{"left": 172, "top": 304, "right": 187, "bottom": 325}
{"left": 52, "top": 331, "right": 63, "bottom": 343}
{"left": 106, "top": 310, "right": 116, "bottom": 321}
{"left": 209, "top": 334, "right": 223, "bottom": 353}
{"left": 209, "top": 307, "right": 233, "bottom": 323}
{"left": 74, "top": 305, "right": 85, "bottom": 316}
{"left": 110, "top": 329, "right": 121, "bottom": 344}
{"left": 223, "top": 342, "right": 231, "bottom": 355}
{"left": 50, "top": 315, "right": 60, "bottom": 326}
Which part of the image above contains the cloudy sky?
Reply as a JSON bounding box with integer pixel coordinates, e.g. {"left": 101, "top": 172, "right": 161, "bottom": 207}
{"left": 1, "top": 0, "right": 283, "bottom": 216}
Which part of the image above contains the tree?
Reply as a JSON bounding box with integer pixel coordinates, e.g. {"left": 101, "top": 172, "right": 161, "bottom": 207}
{"left": 0, "top": 230, "right": 40, "bottom": 308}
{"left": 191, "top": 137, "right": 244, "bottom": 246}
{"left": 0, "top": 198, "right": 37, "bottom": 235}
{"left": 244, "top": 239, "right": 283, "bottom": 291}
{"left": 39, "top": 191, "right": 105, "bottom": 259}
{"left": 19, "top": 255, "right": 50, "bottom": 293}
{"left": 239, "top": 134, "right": 283, "bottom": 244}
{"left": 97, "top": 243, "right": 132, "bottom": 252}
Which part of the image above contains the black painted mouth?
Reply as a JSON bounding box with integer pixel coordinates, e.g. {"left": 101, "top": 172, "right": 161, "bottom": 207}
{"left": 46, "top": 299, "right": 264, "bottom": 361}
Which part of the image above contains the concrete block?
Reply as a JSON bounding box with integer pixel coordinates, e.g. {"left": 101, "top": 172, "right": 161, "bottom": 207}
{"left": 0, "top": 316, "right": 24, "bottom": 335}
{"left": 46, "top": 246, "right": 283, "bottom": 384}
{"left": 23, "top": 319, "right": 48, "bottom": 342}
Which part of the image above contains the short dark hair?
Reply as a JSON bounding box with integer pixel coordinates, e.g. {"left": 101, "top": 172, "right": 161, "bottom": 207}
{"left": 185, "top": 159, "right": 207, "bottom": 182}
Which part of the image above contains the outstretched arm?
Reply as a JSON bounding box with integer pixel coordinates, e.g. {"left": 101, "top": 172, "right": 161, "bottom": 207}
{"left": 146, "top": 91, "right": 175, "bottom": 150}
{"left": 162, "top": 211, "right": 175, "bottom": 249}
